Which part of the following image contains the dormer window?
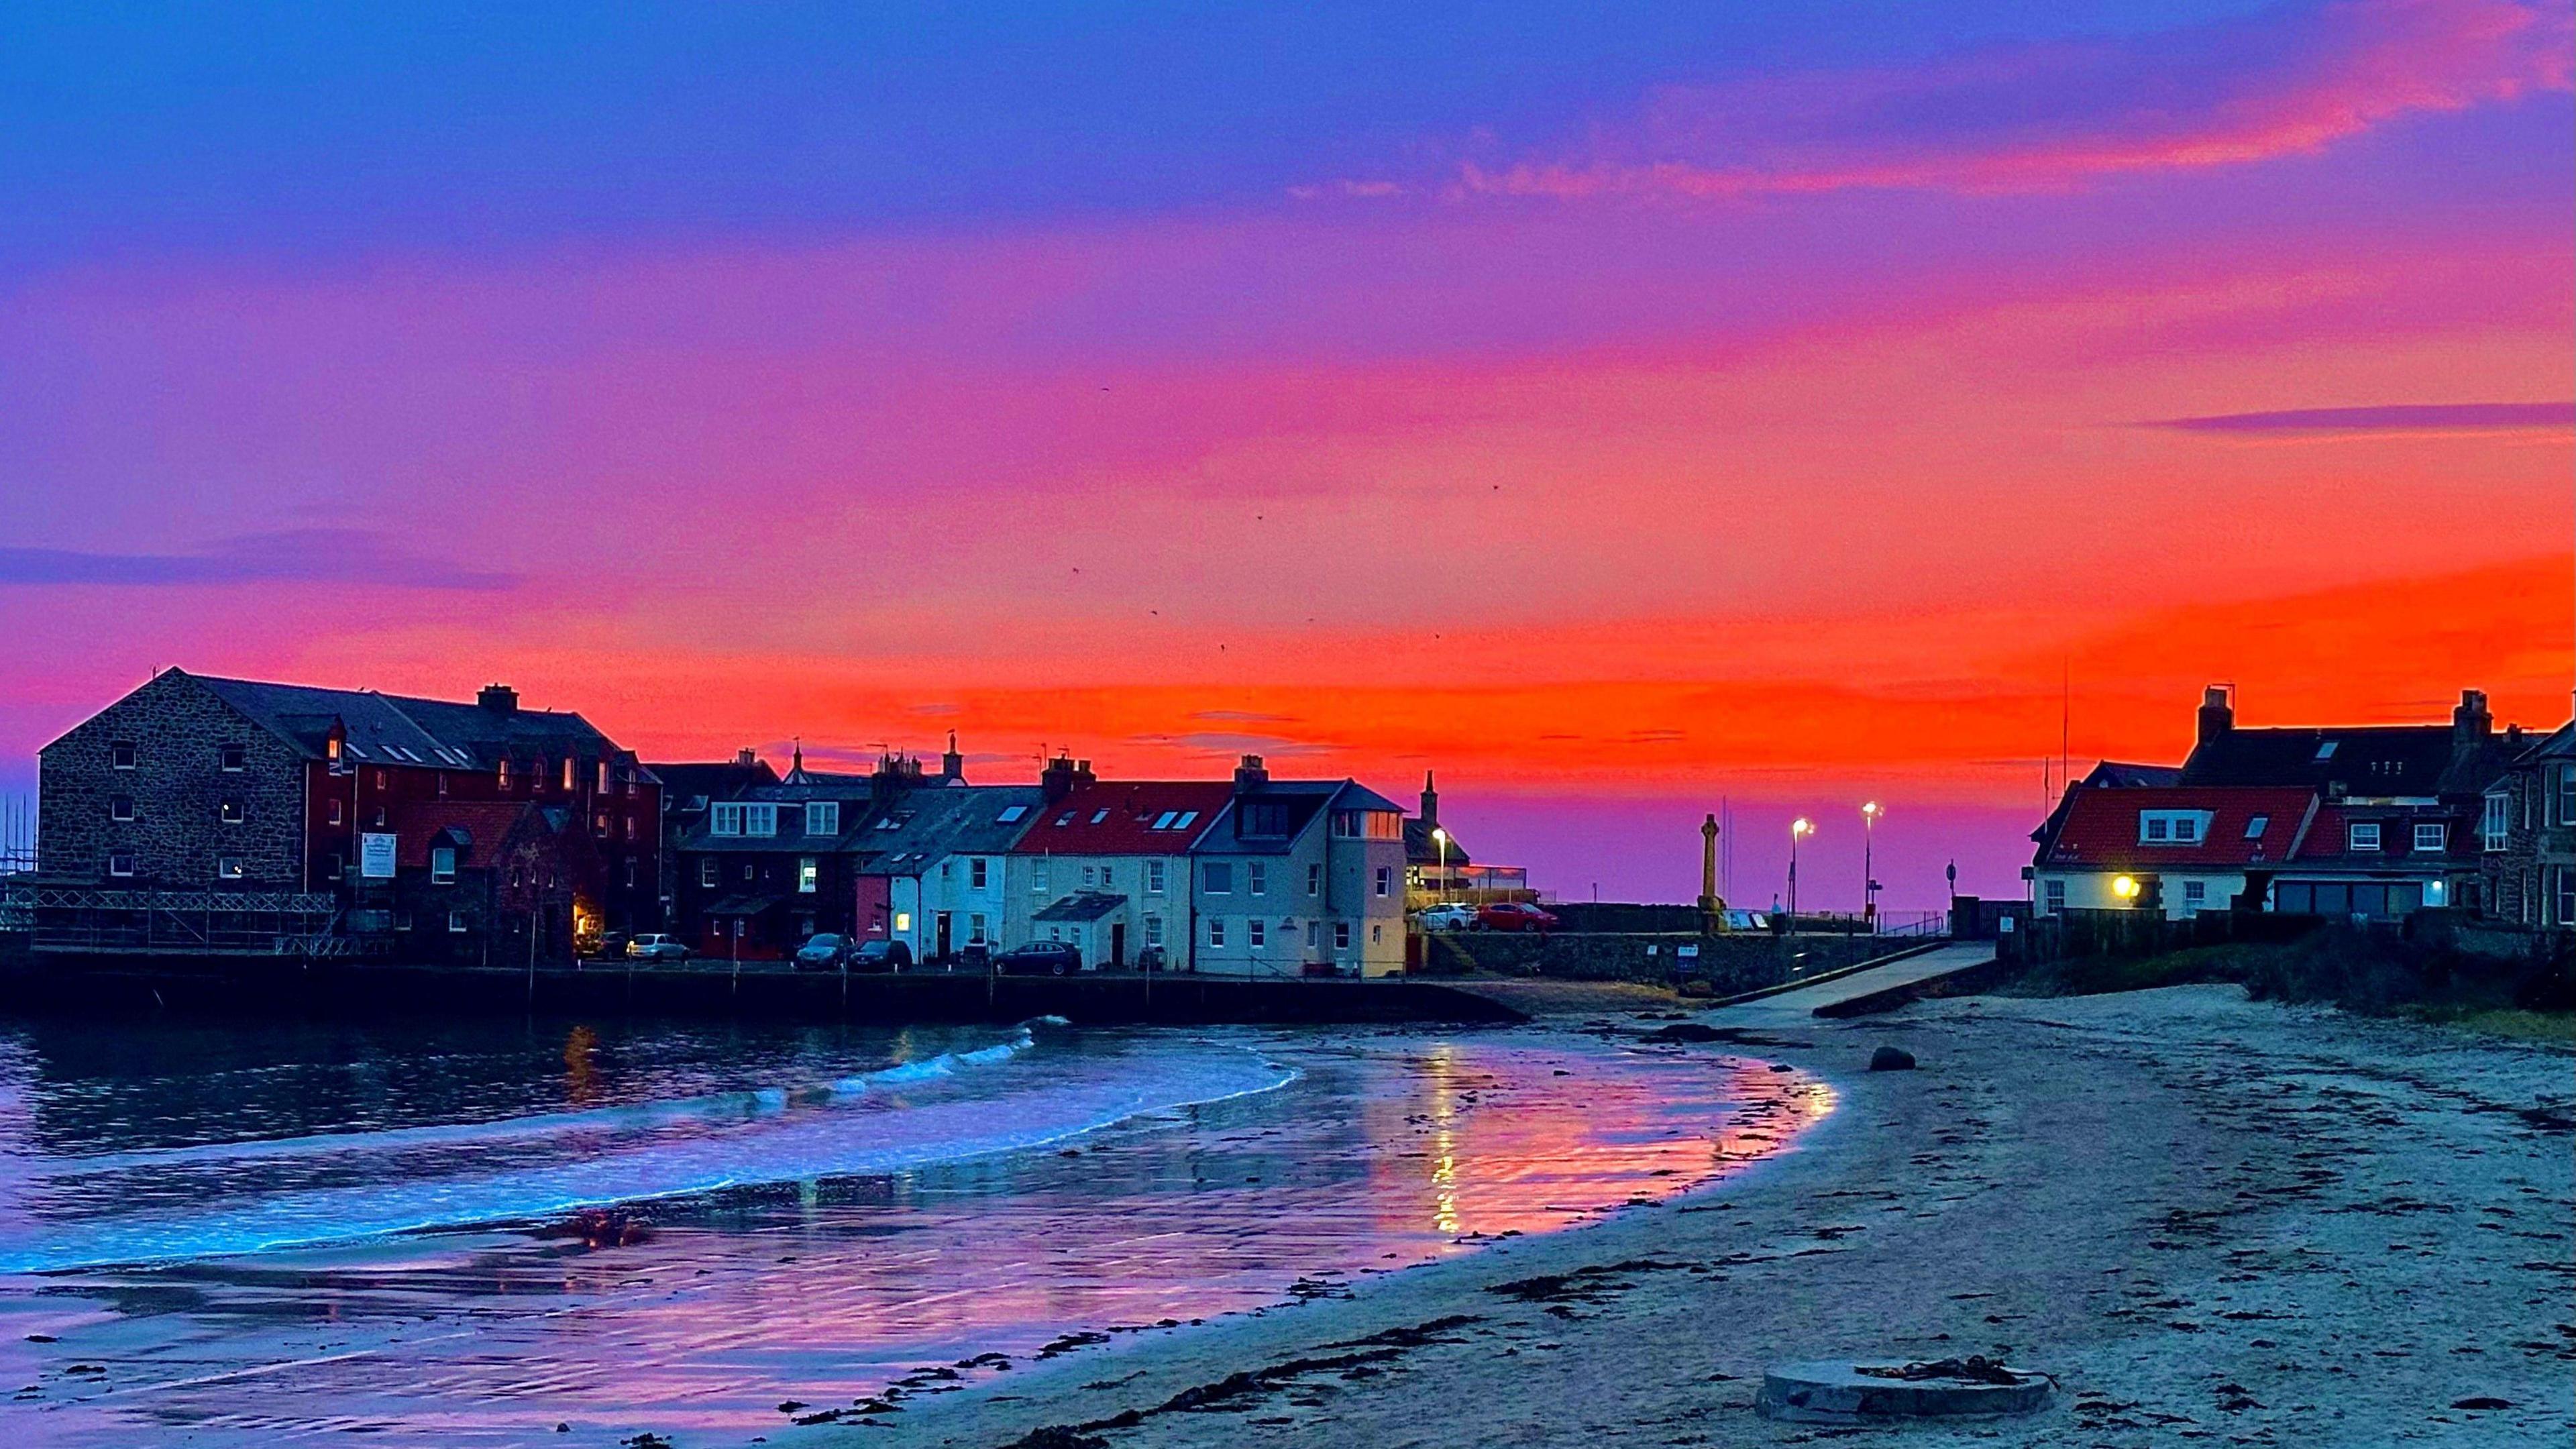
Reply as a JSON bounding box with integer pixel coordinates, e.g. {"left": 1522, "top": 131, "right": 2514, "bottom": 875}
{"left": 2139, "top": 810, "right": 2209, "bottom": 845}
{"left": 807, "top": 802, "right": 840, "bottom": 836}
{"left": 2411, "top": 822, "right": 2444, "bottom": 852}
{"left": 2348, "top": 821, "right": 2381, "bottom": 852}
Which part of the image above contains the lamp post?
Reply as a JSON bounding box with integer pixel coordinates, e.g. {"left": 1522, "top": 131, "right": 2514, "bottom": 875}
{"left": 1788, "top": 818, "right": 1813, "bottom": 936}
{"left": 1860, "top": 801, "right": 1883, "bottom": 933}
{"left": 1432, "top": 826, "right": 1450, "bottom": 903}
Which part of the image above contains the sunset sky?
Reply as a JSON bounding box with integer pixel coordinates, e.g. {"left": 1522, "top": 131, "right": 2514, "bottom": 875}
{"left": 3, "top": 2, "right": 2569, "bottom": 907}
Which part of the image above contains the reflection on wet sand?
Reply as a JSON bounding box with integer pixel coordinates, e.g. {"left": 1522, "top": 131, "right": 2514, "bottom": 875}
{"left": 3, "top": 1032, "right": 1831, "bottom": 1447}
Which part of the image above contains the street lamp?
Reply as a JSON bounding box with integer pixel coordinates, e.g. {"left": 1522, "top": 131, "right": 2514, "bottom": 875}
{"left": 1432, "top": 826, "right": 1450, "bottom": 903}
{"left": 1860, "top": 801, "right": 1883, "bottom": 932}
{"left": 1788, "top": 818, "right": 1813, "bottom": 935}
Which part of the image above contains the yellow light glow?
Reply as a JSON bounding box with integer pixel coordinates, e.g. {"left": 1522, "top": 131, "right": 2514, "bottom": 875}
{"left": 1791, "top": 817, "right": 1813, "bottom": 837}
{"left": 894, "top": 912, "right": 912, "bottom": 932}
{"left": 2113, "top": 875, "right": 2139, "bottom": 900}
{"left": 1431, "top": 826, "right": 1447, "bottom": 844}
{"left": 1862, "top": 801, "right": 1882, "bottom": 820}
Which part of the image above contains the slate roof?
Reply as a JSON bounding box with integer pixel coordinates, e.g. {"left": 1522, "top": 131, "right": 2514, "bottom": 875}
{"left": 1403, "top": 817, "right": 1471, "bottom": 867}
{"left": 187, "top": 670, "right": 623, "bottom": 769}
{"left": 2286, "top": 802, "right": 2466, "bottom": 870}
{"left": 1011, "top": 782, "right": 1233, "bottom": 855}
{"left": 651, "top": 760, "right": 780, "bottom": 808}
{"left": 2036, "top": 786, "right": 2318, "bottom": 872}
{"left": 1033, "top": 891, "right": 1128, "bottom": 923}
{"left": 2031, "top": 760, "right": 2188, "bottom": 848}
{"left": 859, "top": 785, "right": 1049, "bottom": 875}
{"left": 1199, "top": 780, "right": 1407, "bottom": 855}
{"left": 2180, "top": 724, "right": 2460, "bottom": 797}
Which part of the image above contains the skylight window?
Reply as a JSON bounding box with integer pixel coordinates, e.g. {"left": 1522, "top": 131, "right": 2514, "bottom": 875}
{"left": 1056, "top": 812, "right": 1075, "bottom": 826}
{"left": 1152, "top": 810, "right": 1178, "bottom": 829}
{"left": 2314, "top": 740, "right": 2338, "bottom": 760}
{"left": 2244, "top": 814, "right": 2269, "bottom": 839}
{"left": 996, "top": 805, "right": 1028, "bottom": 824}
{"left": 1171, "top": 811, "right": 1198, "bottom": 829}
{"left": 1090, "top": 809, "right": 1109, "bottom": 824}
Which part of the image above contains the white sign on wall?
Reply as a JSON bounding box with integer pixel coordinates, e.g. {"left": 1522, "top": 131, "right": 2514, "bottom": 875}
{"left": 359, "top": 833, "right": 398, "bottom": 879}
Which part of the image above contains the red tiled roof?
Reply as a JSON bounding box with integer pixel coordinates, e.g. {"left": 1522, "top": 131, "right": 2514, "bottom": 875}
{"left": 388, "top": 801, "right": 535, "bottom": 869}
{"left": 2290, "top": 802, "right": 2460, "bottom": 867}
{"left": 1008, "top": 781, "right": 1234, "bottom": 855}
{"left": 2040, "top": 786, "right": 2316, "bottom": 871}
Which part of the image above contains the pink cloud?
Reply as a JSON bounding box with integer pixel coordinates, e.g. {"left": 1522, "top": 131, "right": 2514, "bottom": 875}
{"left": 1442, "top": 0, "right": 2573, "bottom": 201}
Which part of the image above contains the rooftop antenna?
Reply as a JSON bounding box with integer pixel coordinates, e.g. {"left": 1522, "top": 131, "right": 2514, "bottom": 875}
{"left": 2060, "top": 657, "right": 2071, "bottom": 790}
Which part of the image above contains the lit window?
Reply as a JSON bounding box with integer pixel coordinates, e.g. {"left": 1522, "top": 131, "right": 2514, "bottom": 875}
{"left": 597, "top": 761, "right": 610, "bottom": 794}
{"left": 430, "top": 847, "right": 457, "bottom": 884}
{"left": 109, "top": 795, "right": 134, "bottom": 821}
{"left": 563, "top": 758, "right": 576, "bottom": 791}
{"left": 111, "top": 741, "right": 136, "bottom": 769}
{"left": 895, "top": 912, "right": 912, "bottom": 932}
{"left": 798, "top": 857, "right": 818, "bottom": 894}
{"left": 2348, "top": 822, "right": 2381, "bottom": 852}
{"left": 220, "top": 744, "right": 246, "bottom": 771}
{"left": 497, "top": 759, "right": 512, "bottom": 789}
{"left": 2412, "top": 822, "right": 2445, "bottom": 852}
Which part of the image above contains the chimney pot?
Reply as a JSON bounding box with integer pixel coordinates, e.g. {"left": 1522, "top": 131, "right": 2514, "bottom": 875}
{"left": 478, "top": 683, "right": 519, "bottom": 716}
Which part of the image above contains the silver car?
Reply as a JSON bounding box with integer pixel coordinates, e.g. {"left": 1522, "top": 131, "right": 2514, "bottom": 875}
{"left": 627, "top": 934, "right": 690, "bottom": 962}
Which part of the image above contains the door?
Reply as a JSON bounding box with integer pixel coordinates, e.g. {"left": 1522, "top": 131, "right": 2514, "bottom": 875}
{"left": 1110, "top": 922, "right": 1127, "bottom": 969}
{"left": 936, "top": 911, "right": 953, "bottom": 960}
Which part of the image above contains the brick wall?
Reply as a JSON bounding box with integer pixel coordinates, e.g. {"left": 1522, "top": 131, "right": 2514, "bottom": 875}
{"left": 38, "top": 672, "right": 307, "bottom": 888}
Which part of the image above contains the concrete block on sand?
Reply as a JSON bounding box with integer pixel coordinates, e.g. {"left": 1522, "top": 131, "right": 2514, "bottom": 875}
{"left": 1756, "top": 1358, "right": 2051, "bottom": 1422}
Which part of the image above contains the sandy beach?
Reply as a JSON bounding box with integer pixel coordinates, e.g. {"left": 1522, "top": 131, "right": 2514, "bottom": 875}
{"left": 818, "top": 985, "right": 2575, "bottom": 1449}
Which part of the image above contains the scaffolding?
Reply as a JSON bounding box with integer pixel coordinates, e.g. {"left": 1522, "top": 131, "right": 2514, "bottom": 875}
{"left": 3, "top": 879, "right": 348, "bottom": 957}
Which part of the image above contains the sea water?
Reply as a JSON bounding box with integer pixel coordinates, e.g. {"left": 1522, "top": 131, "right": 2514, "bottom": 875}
{"left": 0, "top": 1011, "right": 1829, "bottom": 1444}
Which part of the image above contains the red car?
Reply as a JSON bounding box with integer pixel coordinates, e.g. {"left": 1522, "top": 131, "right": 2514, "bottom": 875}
{"left": 1474, "top": 902, "right": 1559, "bottom": 933}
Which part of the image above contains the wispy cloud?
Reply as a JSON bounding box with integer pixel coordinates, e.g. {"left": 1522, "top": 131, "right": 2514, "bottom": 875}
{"left": 2148, "top": 400, "right": 2576, "bottom": 433}
{"left": 0, "top": 529, "right": 519, "bottom": 590}
{"left": 1368, "top": 0, "right": 2573, "bottom": 203}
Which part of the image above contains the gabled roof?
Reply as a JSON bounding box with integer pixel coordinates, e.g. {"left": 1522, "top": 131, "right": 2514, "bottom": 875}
{"left": 1403, "top": 816, "right": 1471, "bottom": 867}
{"left": 2036, "top": 786, "right": 2318, "bottom": 872}
{"left": 182, "top": 670, "right": 623, "bottom": 769}
{"left": 2510, "top": 720, "right": 2575, "bottom": 766}
{"left": 2288, "top": 801, "right": 2466, "bottom": 869}
{"left": 1197, "top": 779, "right": 1407, "bottom": 855}
{"left": 2031, "top": 760, "right": 2188, "bottom": 849}
{"left": 650, "top": 760, "right": 780, "bottom": 808}
{"left": 1010, "top": 781, "right": 1232, "bottom": 855}
{"left": 1034, "top": 890, "right": 1128, "bottom": 923}
{"left": 859, "top": 786, "right": 1049, "bottom": 875}
{"left": 2180, "top": 724, "right": 2458, "bottom": 796}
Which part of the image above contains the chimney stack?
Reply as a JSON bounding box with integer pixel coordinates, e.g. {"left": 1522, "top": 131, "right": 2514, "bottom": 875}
{"left": 941, "top": 731, "right": 965, "bottom": 782}
{"left": 1234, "top": 754, "right": 1269, "bottom": 793}
{"left": 1419, "top": 770, "right": 1439, "bottom": 829}
{"left": 2453, "top": 688, "right": 2491, "bottom": 745}
{"left": 2196, "top": 684, "right": 2234, "bottom": 749}
{"left": 735, "top": 747, "right": 757, "bottom": 768}
{"left": 478, "top": 683, "right": 519, "bottom": 716}
{"left": 1041, "top": 753, "right": 1094, "bottom": 802}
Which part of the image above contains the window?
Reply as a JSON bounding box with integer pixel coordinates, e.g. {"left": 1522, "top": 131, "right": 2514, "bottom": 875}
{"left": 1334, "top": 920, "right": 1352, "bottom": 951}
{"left": 1203, "top": 862, "right": 1233, "bottom": 894}
{"left": 2558, "top": 866, "right": 2575, "bottom": 928}
{"left": 1151, "top": 811, "right": 1177, "bottom": 830}
{"left": 1307, "top": 862, "right": 1322, "bottom": 896}
{"left": 1371, "top": 922, "right": 1383, "bottom": 945}
{"left": 2313, "top": 740, "right": 2338, "bottom": 761}
{"left": 109, "top": 794, "right": 134, "bottom": 821}
{"left": 2144, "top": 816, "right": 2166, "bottom": 841}
{"left": 597, "top": 761, "right": 611, "bottom": 794}
{"left": 372, "top": 807, "right": 387, "bottom": 828}
{"left": 1146, "top": 859, "right": 1166, "bottom": 894}
{"left": 594, "top": 812, "right": 610, "bottom": 838}
{"left": 1375, "top": 865, "right": 1392, "bottom": 897}
{"left": 1090, "top": 808, "right": 1110, "bottom": 824}
{"left": 625, "top": 857, "right": 637, "bottom": 888}
{"left": 2412, "top": 822, "right": 2445, "bottom": 852}
{"left": 437, "top": 773, "right": 449, "bottom": 797}
{"left": 743, "top": 863, "right": 756, "bottom": 883}
{"left": 329, "top": 798, "right": 344, "bottom": 825}
{"left": 996, "top": 804, "right": 1028, "bottom": 824}
{"left": 624, "top": 815, "right": 635, "bottom": 841}
{"left": 798, "top": 857, "right": 818, "bottom": 894}
{"left": 2244, "top": 814, "right": 2269, "bottom": 841}
{"left": 220, "top": 743, "right": 246, "bottom": 771}
{"left": 1099, "top": 865, "right": 1115, "bottom": 892}
{"left": 1081, "top": 865, "right": 1096, "bottom": 888}
{"left": 1248, "top": 861, "right": 1267, "bottom": 896}
{"left": 497, "top": 759, "right": 512, "bottom": 789}
{"left": 217, "top": 856, "right": 246, "bottom": 880}
{"left": 1208, "top": 917, "right": 1227, "bottom": 947}
{"left": 894, "top": 911, "right": 912, "bottom": 932}
{"left": 2483, "top": 792, "right": 2509, "bottom": 851}
{"left": 1248, "top": 918, "right": 1267, "bottom": 949}
{"left": 1306, "top": 920, "right": 1322, "bottom": 950}
{"left": 373, "top": 769, "right": 387, "bottom": 790}
{"left": 2044, "top": 879, "right": 2065, "bottom": 913}
{"left": 1171, "top": 811, "right": 1199, "bottom": 830}
{"left": 2559, "top": 765, "right": 2576, "bottom": 828}
{"left": 220, "top": 799, "right": 244, "bottom": 824}
{"left": 449, "top": 910, "right": 469, "bottom": 934}
{"left": 2182, "top": 879, "right": 2206, "bottom": 912}
{"left": 806, "top": 802, "right": 840, "bottom": 836}
{"left": 563, "top": 758, "right": 576, "bottom": 791}
{"left": 700, "top": 857, "right": 719, "bottom": 888}
{"left": 111, "top": 741, "right": 136, "bottom": 769}
{"left": 1034, "top": 860, "right": 1051, "bottom": 892}
{"left": 108, "top": 853, "right": 135, "bottom": 878}
{"left": 1239, "top": 801, "right": 1289, "bottom": 836}
{"left": 1332, "top": 808, "right": 1402, "bottom": 841}
{"left": 710, "top": 802, "right": 777, "bottom": 837}
{"left": 2348, "top": 822, "right": 2381, "bottom": 852}
{"left": 1144, "top": 914, "right": 1163, "bottom": 946}
{"left": 430, "top": 846, "right": 457, "bottom": 884}
{"left": 970, "top": 857, "right": 990, "bottom": 890}
{"left": 394, "top": 912, "right": 413, "bottom": 931}
{"left": 969, "top": 912, "right": 988, "bottom": 943}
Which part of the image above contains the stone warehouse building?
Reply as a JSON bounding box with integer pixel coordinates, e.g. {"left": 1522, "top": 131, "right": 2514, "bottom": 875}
{"left": 32, "top": 669, "right": 660, "bottom": 959}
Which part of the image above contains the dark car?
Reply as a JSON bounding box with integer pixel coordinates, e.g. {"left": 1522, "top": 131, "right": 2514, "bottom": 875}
{"left": 851, "top": 939, "right": 914, "bottom": 973}
{"left": 1474, "top": 901, "right": 1560, "bottom": 933}
{"left": 993, "top": 940, "right": 1083, "bottom": 976}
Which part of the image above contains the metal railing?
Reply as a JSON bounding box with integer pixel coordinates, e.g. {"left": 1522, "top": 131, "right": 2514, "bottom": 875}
{"left": 5, "top": 880, "right": 347, "bottom": 956}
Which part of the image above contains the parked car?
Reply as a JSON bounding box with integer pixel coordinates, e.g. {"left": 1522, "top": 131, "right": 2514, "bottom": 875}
{"left": 1474, "top": 902, "right": 1560, "bottom": 933}
{"left": 956, "top": 941, "right": 993, "bottom": 972}
{"left": 793, "top": 933, "right": 851, "bottom": 971}
{"left": 851, "top": 939, "right": 914, "bottom": 973}
{"left": 994, "top": 940, "right": 1083, "bottom": 976}
{"left": 627, "top": 934, "right": 690, "bottom": 962}
{"left": 1415, "top": 903, "right": 1477, "bottom": 932}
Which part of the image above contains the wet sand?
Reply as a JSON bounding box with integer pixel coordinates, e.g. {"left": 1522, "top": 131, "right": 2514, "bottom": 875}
{"left": 831, "top": 986, "right": 2575, "bottom": 1449}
